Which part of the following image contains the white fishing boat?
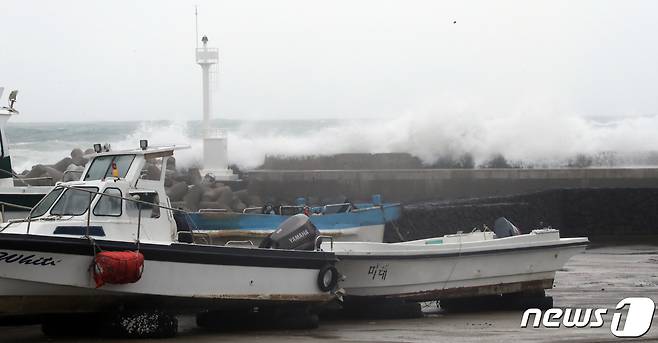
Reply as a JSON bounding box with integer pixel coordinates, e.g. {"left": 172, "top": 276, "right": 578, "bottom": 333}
{"left": 322, "top": 219, "right": 588, "bottom": 301}
{"left": 0, "top": 142, "right": 339, "bottom": 336}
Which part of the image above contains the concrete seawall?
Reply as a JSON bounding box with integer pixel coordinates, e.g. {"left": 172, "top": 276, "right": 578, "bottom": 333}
{"left": 247, "top": 168, "right": 658, "bottom": 202}
{"left": 387, "top": 188, "right": 658, "bottom": 242}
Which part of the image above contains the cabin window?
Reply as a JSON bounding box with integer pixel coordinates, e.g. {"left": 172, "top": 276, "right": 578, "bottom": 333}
{"left": 139, "top": 157, "right": 163, "bottom": 181}
{"left": 84, "top": 155, "right": 135, "bottom": 181}
{"left": 30, "top": 187, "right": 65, "bottom": 218}
{"left": 93, "top": 188, "right": 122, "bottom": 217}
{"left": 50, "top": 187, "right": 99, "bottom": 216}
{"left": 126, "top": 192, "right": 161, "bottom": 219}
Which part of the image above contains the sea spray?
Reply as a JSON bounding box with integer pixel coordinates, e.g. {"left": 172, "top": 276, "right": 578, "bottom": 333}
{"left": 7, "top": 112, "right": 658, "bottom": 171}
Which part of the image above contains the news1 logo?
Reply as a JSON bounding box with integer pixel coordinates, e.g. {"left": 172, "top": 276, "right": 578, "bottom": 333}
{"left": 521, "top": 297, "right": 656, "bottom": 338}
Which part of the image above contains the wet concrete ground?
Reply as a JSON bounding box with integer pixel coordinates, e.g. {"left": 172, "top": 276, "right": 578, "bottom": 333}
{"left": 4, "top": 245, "right": 658, "bottom": 342}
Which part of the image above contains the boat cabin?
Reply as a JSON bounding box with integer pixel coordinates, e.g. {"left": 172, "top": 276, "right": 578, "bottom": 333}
{"left": 1, "top": 142, "right": 184, "bottom": 244}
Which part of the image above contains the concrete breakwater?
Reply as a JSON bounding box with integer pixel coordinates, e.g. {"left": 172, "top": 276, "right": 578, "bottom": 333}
{"left": 247, "top": 168, "right": 658, "bottom": 203}
{"left": 387, "top": 188, "right": 658, "bottom": 242}
{"left": 21, "top": 149, "right": 658, "bottom": 205}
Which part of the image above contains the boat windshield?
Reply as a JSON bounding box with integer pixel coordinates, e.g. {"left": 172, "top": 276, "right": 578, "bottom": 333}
{"left": 84, "top": 155, "right": 135, "bottom": 181}
{"left": 50, "top": 187, "right": 99, "bottom": 216}
{"left": 30, "top": 187, "right": 65, "bottom": 218}
{"left": 93, "top": 188, "right": 123, "bottom": 217}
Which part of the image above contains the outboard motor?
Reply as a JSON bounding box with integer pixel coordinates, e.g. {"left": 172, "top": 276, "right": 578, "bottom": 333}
{"left": 493, "top": 217, "right": 521, "bottom": 238}
{"left": 259, "top": 214, "right": 320, "bottom": 250}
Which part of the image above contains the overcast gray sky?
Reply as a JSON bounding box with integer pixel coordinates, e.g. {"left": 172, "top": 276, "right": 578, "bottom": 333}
{"left": 2, "top": 0, "right": 657, "bottom": 122}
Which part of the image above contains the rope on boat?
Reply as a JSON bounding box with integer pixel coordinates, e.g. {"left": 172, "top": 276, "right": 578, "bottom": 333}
{"left": 389, "top": 221, "right": 406, "bottom": 242}
{"left": 440, "top": 232, "right": 463, "bottom": 292}
{"left": 380, "top": 204, "right": 406, "bottom": 242}
{"left": 86, "top": 236, "right": 100, "bottom": 285}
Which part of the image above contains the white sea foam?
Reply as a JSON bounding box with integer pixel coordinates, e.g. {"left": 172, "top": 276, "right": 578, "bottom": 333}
{"left": 7, "top": 110, "right": 658, "bottom": 172}
{"left": 112, "top": 121, "right": 204, "bottom": 169}
{"left": 225, "top": 111, "right": 658, "bottom": 169}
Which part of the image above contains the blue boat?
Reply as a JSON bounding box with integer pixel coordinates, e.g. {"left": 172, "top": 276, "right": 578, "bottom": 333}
{"left": 181, "top": 195, "right": 401, "bottom": 244}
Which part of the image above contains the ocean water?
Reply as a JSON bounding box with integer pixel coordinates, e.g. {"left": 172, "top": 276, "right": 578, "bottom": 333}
{"left": 7, "top": 114, "right": 658, "bottom": 173}
{"left": 6, "top": 119, "right": 344, "bottom": 172}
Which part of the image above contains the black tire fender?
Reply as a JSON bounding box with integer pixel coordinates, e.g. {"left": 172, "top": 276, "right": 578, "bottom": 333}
{"left": 317, "top": 264, "right": 339, "bottom": 292}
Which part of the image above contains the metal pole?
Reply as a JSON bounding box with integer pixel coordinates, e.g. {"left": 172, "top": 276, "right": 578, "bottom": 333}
{"left": 26, "top": 207, "right": 35, "bottom": 234}
{"left": 0, "top": 201, "right": 32, "bottom": 211}
{"left": 86, "top": 191, "right": 92, "bottom": 237}
{"left": 195, "top": 6, "right": 199, "bottom": 49}
{"left": 136, "top": 203, "right": 142, "bottom": 249}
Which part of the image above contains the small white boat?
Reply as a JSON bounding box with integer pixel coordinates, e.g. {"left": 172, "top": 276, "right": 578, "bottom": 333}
{"left": 0, "top": 143, "right": 339, "bottom": 320}
{"left": 322, "top": 222, "right": 588, "bottom": 301}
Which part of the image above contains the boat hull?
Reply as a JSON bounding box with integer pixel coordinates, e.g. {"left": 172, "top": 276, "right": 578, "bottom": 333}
{"left": 328, "top": 232, "right": 587, "bottom": 301}
{"left": 185, "top": 203, "right": 401, "bottom": 244}
{"left": 0, "top": 233, "right": 337, "bottom": 316}
{"left": 0, "top": 278, "right": 127, "bottom": 315}
{"left": 0, "top": 278, "right": 330, "bottom": 316}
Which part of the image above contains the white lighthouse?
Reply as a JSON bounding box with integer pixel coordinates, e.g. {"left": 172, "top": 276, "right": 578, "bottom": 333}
{"left": 196, "top": 36, "right": 237, "bottom": 181}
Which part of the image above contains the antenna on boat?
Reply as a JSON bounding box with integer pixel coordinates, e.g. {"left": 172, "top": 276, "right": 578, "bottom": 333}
{"left": 194, "top": 5, "right": 199, "bottom": 49}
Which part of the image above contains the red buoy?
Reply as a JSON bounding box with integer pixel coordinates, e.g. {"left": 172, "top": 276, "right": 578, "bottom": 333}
{"left": 93, "top": 251, "right": 144, "bottom": 288}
